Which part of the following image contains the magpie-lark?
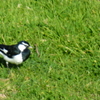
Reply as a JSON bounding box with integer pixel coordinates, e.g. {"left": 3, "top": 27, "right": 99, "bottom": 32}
{"left": 0, "top": 41, "right": 32, "bottom": 67}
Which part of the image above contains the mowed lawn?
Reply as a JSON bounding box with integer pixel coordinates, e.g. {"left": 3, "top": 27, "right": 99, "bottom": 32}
{"left": 0, "top": 0, "right": 100, "bottom": 99}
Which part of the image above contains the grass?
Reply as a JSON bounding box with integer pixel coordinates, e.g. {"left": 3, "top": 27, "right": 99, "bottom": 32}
{"left": 0, "top": 0, "right": 100, "bottom": 99}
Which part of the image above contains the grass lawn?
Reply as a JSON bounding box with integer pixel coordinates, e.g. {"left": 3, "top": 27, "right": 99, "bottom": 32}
{"left": 0, "top": 0, "right": 100, "bottom": 99}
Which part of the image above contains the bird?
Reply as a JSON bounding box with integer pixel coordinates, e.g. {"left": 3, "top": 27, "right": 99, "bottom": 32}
{"left": 0, "top": 41, "right": 32, "bottom": 67}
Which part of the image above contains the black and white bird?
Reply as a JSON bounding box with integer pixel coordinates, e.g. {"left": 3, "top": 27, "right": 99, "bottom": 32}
{"left": 0, "top": 41, "right": 32, "bottom": 67}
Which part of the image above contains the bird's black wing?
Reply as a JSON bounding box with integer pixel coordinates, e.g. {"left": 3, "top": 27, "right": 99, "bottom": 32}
{"left": 0, "top": 44, "right": 7, "bottom": 50}
{"left": 7, "top": 45, "right": 20, "bottom": 58}
{"left": 0, "top": 44, "right": 20, "bottom": 58}
{"left": 0, "top": 44, "right": 7, "bottom": 54}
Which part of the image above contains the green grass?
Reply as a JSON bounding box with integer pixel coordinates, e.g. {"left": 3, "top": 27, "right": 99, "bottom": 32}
{"left": 0, "top": 0, "right": 100, "bottom": 99}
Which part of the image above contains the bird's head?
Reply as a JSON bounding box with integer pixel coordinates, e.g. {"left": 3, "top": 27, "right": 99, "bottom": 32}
{"left": 17, "top": 41, "right": 32, "bottom": 52}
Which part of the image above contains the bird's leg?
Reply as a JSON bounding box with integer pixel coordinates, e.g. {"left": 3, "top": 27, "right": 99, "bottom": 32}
{"left": 6, "top": 61, "right": 11, "bottom": 74}
{"left": 17, "top": 65, "right": 19, "bottom": 69}
{"left": 6, "top": 61, "right": 9, "bottom": 68}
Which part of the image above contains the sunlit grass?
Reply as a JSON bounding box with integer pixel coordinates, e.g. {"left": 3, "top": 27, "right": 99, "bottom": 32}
{"left": 0, "top": 0, "right": 100, "bottom": 99}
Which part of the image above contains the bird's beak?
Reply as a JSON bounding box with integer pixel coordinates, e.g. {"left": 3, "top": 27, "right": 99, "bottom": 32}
{"left": 29, "top": 46, "right": 33, "bottom": 48}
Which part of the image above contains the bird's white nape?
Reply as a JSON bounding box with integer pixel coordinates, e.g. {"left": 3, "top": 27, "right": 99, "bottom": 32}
{"left": 18, "top": 44, "right": 26, "bottom": 52}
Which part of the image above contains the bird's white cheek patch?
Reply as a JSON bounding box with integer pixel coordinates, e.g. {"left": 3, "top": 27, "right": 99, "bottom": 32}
{"left": 18, "top": 44, "right": 26, "bottom": 52}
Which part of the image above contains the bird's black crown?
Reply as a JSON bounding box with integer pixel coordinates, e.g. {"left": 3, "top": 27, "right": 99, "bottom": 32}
{"left": 18, "top": 41, "right": 30, "bottom": 47}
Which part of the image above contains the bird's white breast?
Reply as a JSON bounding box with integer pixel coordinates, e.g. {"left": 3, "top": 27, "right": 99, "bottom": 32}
{"left": 4, "top": 53, "right": 23, "bottom": 65}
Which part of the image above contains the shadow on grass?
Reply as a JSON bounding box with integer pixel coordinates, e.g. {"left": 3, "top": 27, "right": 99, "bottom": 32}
{"left": 0, "top": 58, "right": 22, "bottom": 69}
